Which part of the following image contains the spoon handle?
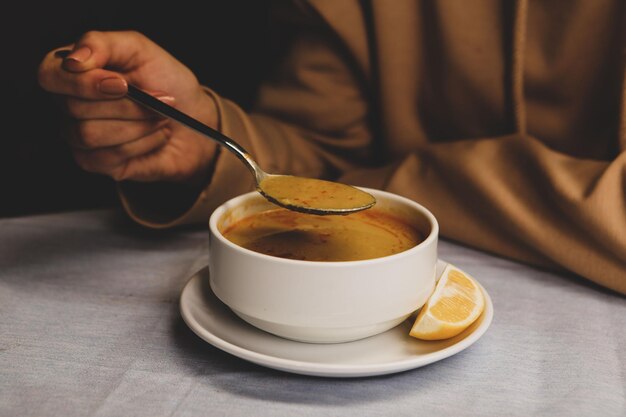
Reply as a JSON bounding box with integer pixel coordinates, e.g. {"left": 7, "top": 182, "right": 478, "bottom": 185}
{"left": 126, "top": 85, "right": 260, "bottom": 177}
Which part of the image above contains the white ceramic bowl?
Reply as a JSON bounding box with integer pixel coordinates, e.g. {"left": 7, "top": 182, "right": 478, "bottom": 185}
{"left": 208, "top": 188, "right": 438, "bottom": 343}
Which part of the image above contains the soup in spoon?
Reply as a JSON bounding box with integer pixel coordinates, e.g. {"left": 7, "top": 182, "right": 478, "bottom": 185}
{"left": 257, "top": 175, "right": 376, "bottom": 215}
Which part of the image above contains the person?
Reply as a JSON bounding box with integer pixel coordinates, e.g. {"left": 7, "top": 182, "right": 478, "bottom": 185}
{"left": 38, "top": 0, "right": 625, "bottom": 294}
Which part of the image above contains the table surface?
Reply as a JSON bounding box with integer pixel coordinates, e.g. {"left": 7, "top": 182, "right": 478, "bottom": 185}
{"left": 1, "top": 209, "right": 624, "bottom": 417}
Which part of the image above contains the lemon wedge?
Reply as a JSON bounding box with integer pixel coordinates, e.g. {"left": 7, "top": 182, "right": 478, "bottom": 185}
{"left": 410, "top": 264, "right": 485, "bottom": 340}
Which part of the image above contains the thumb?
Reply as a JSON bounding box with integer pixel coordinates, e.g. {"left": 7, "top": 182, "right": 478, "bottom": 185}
{"left": 61, "top": 31, "right": 154, "bottom": 74}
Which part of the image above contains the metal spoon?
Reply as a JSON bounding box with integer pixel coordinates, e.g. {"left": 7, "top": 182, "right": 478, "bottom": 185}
{"left": 55, "top": 49, "right": 376, "bottom": 215}
{"left": 127, "top": 85, "right": 377, "bottom": 215}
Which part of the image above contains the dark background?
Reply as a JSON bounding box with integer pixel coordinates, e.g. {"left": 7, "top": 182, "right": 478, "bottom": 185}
{"left": 2, "top": 0, "right": 271, "bottom": 218}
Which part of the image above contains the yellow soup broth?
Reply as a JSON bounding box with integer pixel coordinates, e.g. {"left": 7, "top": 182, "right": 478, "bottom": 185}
{"left": 222, "top": 208, "right": 423, "bottom": 262}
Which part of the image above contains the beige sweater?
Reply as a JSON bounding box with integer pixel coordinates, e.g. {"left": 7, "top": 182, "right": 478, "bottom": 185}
{"left": 120, "top": 0, "right": 626, "bottom": 294}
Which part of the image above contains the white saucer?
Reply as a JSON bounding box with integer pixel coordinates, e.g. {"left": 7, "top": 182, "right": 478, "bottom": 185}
{"left": 180, "top": 261, "right": 493, "bottom": 378}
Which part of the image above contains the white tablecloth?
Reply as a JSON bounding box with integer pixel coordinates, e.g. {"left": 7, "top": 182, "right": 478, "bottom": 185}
{"left": 1, "top": 209, "right": 624, "bottom": 416}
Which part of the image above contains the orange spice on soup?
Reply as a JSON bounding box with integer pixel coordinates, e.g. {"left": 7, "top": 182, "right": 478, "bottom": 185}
{"left": 221, "top": 208, "right": 423, "bottom": 262}
{"left": 258, "top": 176, "right": 376, "bottom": 212}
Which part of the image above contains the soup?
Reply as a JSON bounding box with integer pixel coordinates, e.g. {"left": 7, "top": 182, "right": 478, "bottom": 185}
{"left": 258, "top": 175, "right": 376, "bottom": 213}
{"left": 221, "top": 208, "right": 423, "bottom": 262}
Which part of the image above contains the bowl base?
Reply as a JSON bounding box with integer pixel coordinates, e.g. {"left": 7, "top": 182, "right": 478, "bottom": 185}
{"left": 231, "top": 310, "right": 410, "bottom": 344}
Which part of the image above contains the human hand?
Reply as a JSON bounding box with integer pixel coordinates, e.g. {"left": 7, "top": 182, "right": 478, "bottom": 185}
{"left": 38, "top": 31, "right": 218, "bottom": 184}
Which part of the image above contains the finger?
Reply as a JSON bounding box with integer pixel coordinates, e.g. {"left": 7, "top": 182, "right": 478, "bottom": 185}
{"left": 39, "top": 55, "right": 127, "bottom": 99}
{"left": 115, "top": 151, "right": 176, "bottom": 182}
{"left": 72, "top": 127, "right": 171, "bottom": 175}
{"left": 68, "top": 118, "right": 168, "bottom": 149}
{"left": 64, "top": 94, "right": 175, "bottom": 120}
{"left": 61, "top": 31, "right": 157, "bottom": 74}
{"left": 119, "top": 139, "right": 219, "bottom": 183}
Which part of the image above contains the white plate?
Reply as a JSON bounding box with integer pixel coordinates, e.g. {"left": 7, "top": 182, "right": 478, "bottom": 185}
{"left": 180, "top": 261, "right": 493, "bottom": 378}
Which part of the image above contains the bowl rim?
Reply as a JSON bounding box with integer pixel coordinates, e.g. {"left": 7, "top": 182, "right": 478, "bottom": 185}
{"left": 208, "top": 187, "right": 439, "bottom": 267}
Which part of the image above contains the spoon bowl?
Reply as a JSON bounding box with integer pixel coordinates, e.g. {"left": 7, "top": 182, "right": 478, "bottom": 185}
{"left": 257, "top": 174, "right": 375, "bottom": 215}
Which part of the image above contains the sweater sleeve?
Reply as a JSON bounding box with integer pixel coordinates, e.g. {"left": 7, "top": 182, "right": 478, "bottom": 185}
{"left": 340, "top": 135, "right": 626, "bottom": 295}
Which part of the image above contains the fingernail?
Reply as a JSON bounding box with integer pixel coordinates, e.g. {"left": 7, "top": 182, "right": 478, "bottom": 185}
{"left": 155, "top": 95, "right": 176, "bottom": 105}
{"left": 98, "top": 77, "right": 128, "bottom": 95}
{"left": 65, "top": 46, "right": 92, "bottom": 63}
